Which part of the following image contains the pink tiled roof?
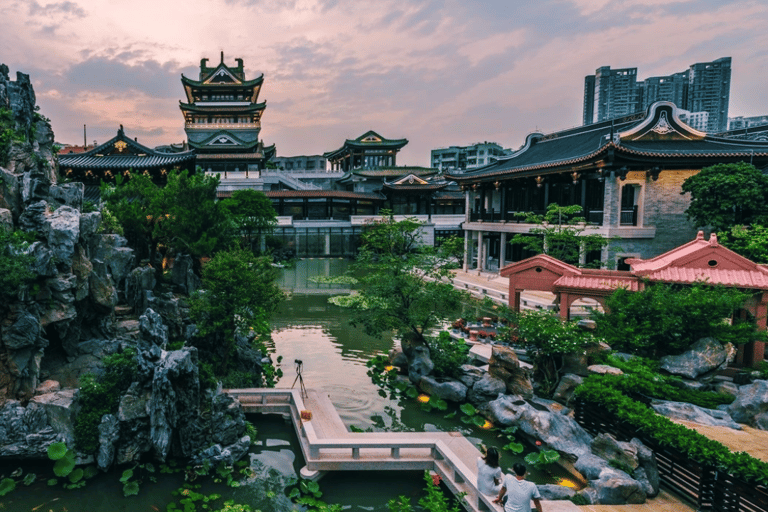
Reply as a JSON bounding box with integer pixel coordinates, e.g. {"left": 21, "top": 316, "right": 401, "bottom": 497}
{"left": 644, "top": 267, "right": 768, "bottom": 289}
{"left": 555, "top": 275, "right": 640, "bottom": 293}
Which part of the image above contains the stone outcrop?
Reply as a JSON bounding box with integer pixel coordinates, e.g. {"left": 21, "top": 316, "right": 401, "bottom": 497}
{"left": 418, "top": 375, "right": 467, "bottom": 402}
{"left": 651, "top": 400, "right": 742, "bottom": 430}
{"left": 727, "top": 380, "right": 768, "bottom": 428}
{"left": 489, "top": 346, "right": 533, "bottom": 398}
{"left": 660, "top": 338, "right": 730, "bottom": 379}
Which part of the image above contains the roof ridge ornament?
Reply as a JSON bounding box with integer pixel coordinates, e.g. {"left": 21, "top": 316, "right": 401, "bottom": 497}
{"left": 651, "top": 111, "right": 674, "bottom": 135}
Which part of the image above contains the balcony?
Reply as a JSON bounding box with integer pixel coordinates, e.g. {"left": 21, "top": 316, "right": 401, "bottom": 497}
{"left": 619, "top": 206, "right": 638, "bottom": 226}
{"left": 468, "top": 209, "right": 605, "bottom": 226}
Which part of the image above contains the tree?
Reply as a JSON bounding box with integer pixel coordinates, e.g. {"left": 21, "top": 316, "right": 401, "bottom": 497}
{"left": 718, "top": 224, "right": 768, "bottom": 264}
{"left": 681, "top": 162, "right": 768, "bottom": 232}
{"left": 338, "top": 211, "right": 469, "bottom": 350}
{"left": 509, "top": 203, "right": 608, "bottom": 267}
{"left": 220, "top": 189, "right": 277, "bottom": 251}
{"left": 593, "top": 283, "right": 764, "bottom": 359}
{"left": 101, "top": 169, "right": 235, "bottom": 269}
{"left": 188, "top": 248, "right": 283, "bottom": 372}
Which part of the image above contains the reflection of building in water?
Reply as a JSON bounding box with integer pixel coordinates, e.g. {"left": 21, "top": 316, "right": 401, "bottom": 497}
{"left": 180, "top": 52, "right": 275, "bottom": 176}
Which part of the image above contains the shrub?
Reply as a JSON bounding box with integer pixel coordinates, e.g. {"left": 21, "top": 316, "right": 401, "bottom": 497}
{"left": 594, "top": 283, "right": 763, "bottom": 358}
{"left": 74, "top": 348, "right": 137, "bottom": 453}
{"left": 429, "top": 331, "right": 469, "bottom": 379}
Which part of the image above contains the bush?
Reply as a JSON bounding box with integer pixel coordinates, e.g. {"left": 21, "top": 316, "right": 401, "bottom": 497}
{"left": 429, "top": 331, "right": 469, "bottom": 379}
{"left": 574, "top": 378, "right": 768, "bottom": 486}
{"left": 74, "top": 348, "right": 137, "bottom": 453}
{"left": 594, "top": 283, "right": 763, "bottom": 358}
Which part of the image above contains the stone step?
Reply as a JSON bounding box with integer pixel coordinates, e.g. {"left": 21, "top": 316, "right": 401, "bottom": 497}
{"left": 116, "top": 318, "right": 140, "bottom": 338}
{"left": 115, "top": 305, "right": 134, "bottom": 318}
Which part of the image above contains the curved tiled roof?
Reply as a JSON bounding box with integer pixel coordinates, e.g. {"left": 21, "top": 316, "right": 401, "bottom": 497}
{"left": 447, "top": 103, "right": 768, "bottom": 183}
{"left": 263, "top": 190, "right": 385, "bottom": 200}
{"left": 59, "top": 128, "right": 195, "bottom": 170}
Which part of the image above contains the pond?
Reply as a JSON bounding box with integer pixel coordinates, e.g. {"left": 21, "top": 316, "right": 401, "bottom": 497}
{"left": 1, "top": 259, "right": 570, "bottom": 512}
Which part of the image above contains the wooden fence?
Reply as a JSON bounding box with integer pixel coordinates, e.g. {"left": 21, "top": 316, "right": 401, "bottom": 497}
{"left": 575, "top": 400, "right": 768, "bottom": 512}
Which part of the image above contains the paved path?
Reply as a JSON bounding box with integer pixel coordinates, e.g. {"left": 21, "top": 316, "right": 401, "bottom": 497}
{"left": 671, "top": 419, "right": 768, "bottom": 463}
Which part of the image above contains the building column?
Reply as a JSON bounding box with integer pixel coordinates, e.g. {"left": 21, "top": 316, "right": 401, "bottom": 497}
{"left": 463, "top": 230, "right": 469, "bottom": 272}
{"left": 477, "top": 231, "right": 484, "bottom": 272}
{"left": 499, "top": 232, "right": 507, "bottom": 269}
{"left": 559, "top": 292, "right": 570, "bottom": 320}
{"left": 325, "top": 233, "right": 331, "bottom": 256}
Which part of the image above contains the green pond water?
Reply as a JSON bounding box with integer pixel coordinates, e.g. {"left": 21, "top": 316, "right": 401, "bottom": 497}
{"left": 1, "top": 258, "right": 570, "bottom": 512}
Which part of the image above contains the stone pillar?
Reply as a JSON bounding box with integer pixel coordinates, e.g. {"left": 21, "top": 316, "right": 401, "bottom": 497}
{"left": 463, "top": 231, "right": 469, "bottom": 271}
{"left": 603, "top": 173, "right": 619, "bottom": 227}
{"left": 325, "top": 233, "right": 331, "bottom": 256}
{"left": 499, "top": 232, "right": 507, "bottom": 269}
{"left": 477, "top": 231, "right": 484, "bottom": 272}
{"left": 559, "top": 292, "right": 570, "bottom": 320}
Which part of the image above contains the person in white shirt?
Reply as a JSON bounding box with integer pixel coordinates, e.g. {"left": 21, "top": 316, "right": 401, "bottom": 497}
{"left": 494, "top": 462, "right": 542, "bottom": 512}
{"left": 476, "top": 447, "right": 503, "bottom": 496}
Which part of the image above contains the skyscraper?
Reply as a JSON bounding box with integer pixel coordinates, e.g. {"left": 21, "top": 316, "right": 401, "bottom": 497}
{"left": 582, "top": 57, "right": 731, "bottom": 132}
{"left": 687, "top": 57, "right": 731, "bottom": 133}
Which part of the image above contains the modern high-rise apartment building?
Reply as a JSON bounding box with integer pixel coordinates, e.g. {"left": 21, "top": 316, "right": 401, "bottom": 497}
{"left": 583, "top": 57, "right": 731, "bottom": 132}
{"left": 431, "top": 142, "right": 509, "bottom": 171}
{"left": 729, "top": 115, "right": 768, "bottom": 131}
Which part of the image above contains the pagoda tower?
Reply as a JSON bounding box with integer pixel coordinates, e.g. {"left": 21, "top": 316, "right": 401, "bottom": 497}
{"left": 179, "top": 52, "right": 275, "bottom": 175}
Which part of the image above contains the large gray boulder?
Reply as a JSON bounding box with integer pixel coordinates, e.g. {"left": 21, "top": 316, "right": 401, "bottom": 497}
{"left": 126, "top": 265, "right": 156, "bottom": 313}
{"left": 552, "top": 373, "right": 583, "bottom": 405}
{"left": 489, "top": 346, "right": 533, "bottom": 398}
{"left": 18, "top": 200, "right": 48, "bottom": 235}
{"left": 0, "top": 399, "right": 61, "bottom": 458}
{"left": 171, "top": 253, "right": 201, "bottom": 295}
{"left": 90, "top": 234, "right": 135, "bottom": 294}
{"left": 192, "top": 435, "right": 251, "bottom": 466}
{"left": 96, "top": 414, "right": 120, "bottom": 470}
{"left": 2, "top": 309, "right": 40, "bottom": 350}
{"left": 406, "top": 343, "right": 433, "bottom": 384}
{"left": 660, "top": 337, "right": 729, "bottom": 379}
{"left": 149, "top": 347, "right": 200, "bottom": 461}
{"left": 591, "top": 433, "right": 639, "bottom": 471}
{"left": 48, "top": 182, "right": 83, "bottom": 210}
{"left": 468, "top": 374, "right": 506, "bottom": 405}
{"left": 47, "top": 205, "right": 80, "bottom": 267}
{"left": 574, "top": 452, "right": 611, "bottom": 480}
{"left": 456, "top": 364, "right": 484, "bottom": 389}
{"left": 89, "top": 260, "right": 117, "bottom": 311}
{"left": 538, "top": 484, "right": 575, "bottom": 500}
{"left": 418, "top": 375, "right": 468, "bottom": 403}
{"left": 651, "top": 400, "right": 741, "bottom": 430}
{"left": 727, "top": 380, "right": 768, "bottom": 428}
{"left": 139, "top": 308, "right": 169, "bottom": 347}
{"left": 593, "top": 467, "right": 646, "bottom": 505}
{"left": 78, "top": 211, "right": 101, "bottom": 241}
{"left": 630, "top": 438, "right": 660, "bottom": 498}
{"left": 485, "top": 394, "right": 593, "bottom": 458}
{"left": 29, "top": 388, "right": 78, "bottom": 446}
{"left": 211, "top": 390, "right": 246, "bottom": 446}
{"left": 22, "top": 169, "right": 50, "bottom": 204}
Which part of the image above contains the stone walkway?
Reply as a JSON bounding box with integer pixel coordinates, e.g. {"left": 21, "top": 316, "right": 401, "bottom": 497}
{"left": 671, "top": 419, "right": 768, "bottom": 463}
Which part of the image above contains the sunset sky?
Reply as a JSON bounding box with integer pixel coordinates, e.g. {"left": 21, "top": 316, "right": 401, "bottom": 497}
{"left": 3, "top": 0, "right": 768, "bottom": 166}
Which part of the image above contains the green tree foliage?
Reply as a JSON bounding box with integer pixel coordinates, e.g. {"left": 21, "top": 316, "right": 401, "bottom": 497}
{"left": 189, "top": 248, "right": 283, "bottom": 372}
{"left": 681, "top": 162, "right": 768, "bottom": 232}
{"left": 0, "top": 226, "right": 36, "bottom": 301}
{"left": 718, "top": 224, "right": 768, "bottom": 264}
{"left": 512, "top": 310, "right": 597, "bottom": 395}
{"left": 510, "top": 203, "right": 608, "bottom": 267}
{"left": 101, "top": 169, "right": 234, "bottom": 267}
{"left": 594, "top": 283, "right": 763, "bottom": 358}
{"left": 342, "top": 211, "right": 469, "bottom": 349}
{"left": 220, "top": 189, "right": 277, "bottom": 251}
{"left": 74, "top": 348, "right": 137, "bottom": 453}
{"left": 429, "top": 331, "right": 470, "bottom": 379}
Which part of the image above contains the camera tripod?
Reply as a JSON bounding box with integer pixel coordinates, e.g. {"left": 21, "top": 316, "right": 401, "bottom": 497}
{"left": 292, "top": 359, "right": 308, "bottom": 399}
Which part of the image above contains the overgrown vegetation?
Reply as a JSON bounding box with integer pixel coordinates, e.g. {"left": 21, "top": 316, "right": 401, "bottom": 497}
{"left": 220, "top": 189, "right": 277, "bottom": 252}
{"left": 503, "top": 310, "right": 597, "bottom": 396}
{"left": 574, "top": 378, "right": 768, "bottom": 486}
{"left": 593, "top": 283, "right": 763, "bottom": 358}
{"left": 591, "top": 354, "right": 734, "bottom": 409}
{"left": 430, "top": 331, "right": 470, "bottom": 379}
{"left": 74, "top": 347, "right": 138, "bottom": 453}
{"left": 0, "top": 226, "right": 36, "bottom": 301}
{"left": 188, "top": 248, "right": 283, "bottom": 376}
{"left": 0, "top": 107, "right": 25, "bottom": 167}
{"left": 387, "top": 471, "right": 466, "bottom": 512}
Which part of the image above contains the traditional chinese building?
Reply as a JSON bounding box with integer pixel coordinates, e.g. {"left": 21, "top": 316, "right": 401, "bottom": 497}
{"left": 324, "top": 130, "right": 407, "bottom": 173}
{"left": 180, "top": 52, "right": 275, "bottom": 176}
{"left": 58, "top": 126, "right": 196, "bottom": 200}
{"left": 447, "top": 102, "right": 768, "bottom": 272}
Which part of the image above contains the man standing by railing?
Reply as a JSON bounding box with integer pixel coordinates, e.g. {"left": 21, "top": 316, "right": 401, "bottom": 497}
{"left": 494, "top": 463, "right": 542, "bottom": 512}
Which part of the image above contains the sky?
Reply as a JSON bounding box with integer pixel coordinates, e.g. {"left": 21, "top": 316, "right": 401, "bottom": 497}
{"left": 3, "top": 0, "right": 768, "bottom": 166}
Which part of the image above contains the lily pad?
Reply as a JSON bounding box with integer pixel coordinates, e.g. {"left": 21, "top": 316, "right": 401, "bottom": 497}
{"left": 123, "top": 480, "right": 140, "bottom": 497}
{"left": 0, "top": 478, "right": 16, "bottom": 497}
{"left": 47, "top": 441, "right": 68, "bottom": 461}
{"left": 68, "top": 468, "right": 84, "bottom": 484}
{"left": 53, "top": 456, "right": 76, "bottom": 477}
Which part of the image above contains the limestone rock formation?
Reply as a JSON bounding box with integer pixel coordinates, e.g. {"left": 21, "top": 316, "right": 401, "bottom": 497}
{"left": 660, "top": 337, "right": 730, "bottom": 379}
